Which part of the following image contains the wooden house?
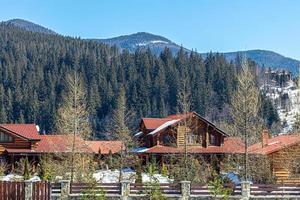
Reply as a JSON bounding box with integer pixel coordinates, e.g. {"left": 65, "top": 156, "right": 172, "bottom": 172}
{"left": 0, "top": 124, "right": 123, "bottom": 169}
{"left": 249, "top": 130, "right": 300, "bottom": 184}
{"left": 133, "top": 112, "right": 244, "bottom": 163}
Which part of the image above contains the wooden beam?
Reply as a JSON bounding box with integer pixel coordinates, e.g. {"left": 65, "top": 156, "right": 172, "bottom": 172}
{"left": 206, "top": 125, "right": 209, "bottom": 148}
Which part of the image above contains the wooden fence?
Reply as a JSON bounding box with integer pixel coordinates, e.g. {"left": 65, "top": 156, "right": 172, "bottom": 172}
{"left": 190, "top": 183, "right": 241, "bottom": 196}
{"left": 0, "top": 181, "right": 25, "bottom": 200}
{"left": 32, "top": 181, "right": 51, "bottom": 200}
{"left": 70, "top": 182, "right": 120, "bottom": 195}
{"left": 0, "top": 181, "right": 50, "bottom": 200}
{"left": 251, "top": 184, "right": 300, "bottom": 196}
{"left": 2, "top": 181, "right": 300, "bottom": 199}
{"left": 64, "top": 182, "right": 300, "bottom": 198}
{"left": 130, "top": 183, "right": 181, "bottom": 195}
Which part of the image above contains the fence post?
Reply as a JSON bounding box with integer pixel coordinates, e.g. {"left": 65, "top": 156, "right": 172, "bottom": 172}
{"left": 120, "top": 181, "right": 131, "bottom": 200}
{"left": 180, "top": 181, "right": 191, "bottom": 200}
{"left": 59, "top": 180, "right": 70, "bottom": 200}
{"left": 24, "top": 180, "right": 33, "bottom": 200}
{"left": 241, "top": 181, "right": 251, "bottom": 200}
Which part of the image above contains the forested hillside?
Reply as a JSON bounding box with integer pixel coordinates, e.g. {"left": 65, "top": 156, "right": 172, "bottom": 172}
{"left": 0, "top": 24, "right": 278, "bottom": 138}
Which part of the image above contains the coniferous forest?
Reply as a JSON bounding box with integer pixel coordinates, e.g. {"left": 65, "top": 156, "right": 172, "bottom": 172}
{"left": 0, "top": 24, "right": 279, "bottom": 138}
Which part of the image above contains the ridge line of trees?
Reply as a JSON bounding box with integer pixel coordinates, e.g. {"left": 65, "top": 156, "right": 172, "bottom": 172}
{"left": 0, "top": 24, "right": 279, "bottom": 138}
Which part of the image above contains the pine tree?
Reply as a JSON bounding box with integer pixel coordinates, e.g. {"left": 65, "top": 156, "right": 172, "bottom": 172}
{"left": 23, "top": 157, "right": 30, "bottom": 180}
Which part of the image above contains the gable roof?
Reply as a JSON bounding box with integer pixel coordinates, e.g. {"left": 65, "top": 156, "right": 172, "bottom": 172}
{"left": 248, "top": 134, "right": 300, "bottom": 155}
{"left": 36, "top": 135, "right": 94, "bottom": 153}
{"left": 141, "top": 112, "right": 228, "bottom": 137}
{"left": 142, "top": 118, "right": 173, "bottom": 130}
{"left": 86, "top": 140, "right": 124, "bottom": 154}
{"left": 0, "top": 124, "right": 41, "bottom": 141}
{"left": 5, "top": 134, "right": 94, "bottom": 154}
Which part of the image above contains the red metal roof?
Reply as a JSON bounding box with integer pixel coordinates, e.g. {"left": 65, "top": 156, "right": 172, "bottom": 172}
{"left": 248, "top": 134, "right": 300, "bottom": 155}
{"left": 142, "top": 113, "right": 191, "bottom": 130}
{"left": 5, "top": 135, "right": 93, "bottom": 154}
{"left": 143, "top": 137, "right": 244, "bottom": 154}
{"left": 35, "top": 135, "right": 93, "bottom": 153}
{"left": 142, "top": 118, "right": 173, "bottom": 130}
{"left": 86, "top": 141, "right": 124, "bottom": 154}
{"left": 0, "top": 124, "right": 40, "bottom": 140}
{"left": 141, "top": 112, "right": 228, "bottom": 137}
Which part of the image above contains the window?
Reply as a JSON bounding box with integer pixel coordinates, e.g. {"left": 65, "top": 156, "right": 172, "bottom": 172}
{"left": 292, "top": 158, "right": 300, "bottom": 176}
{"left": 162, "top": 134, "right": 174, "bottom": 145}
{"left": 210, "top": 134, "right": 216, "bottom": 145}
{"left": 0, "top": 132, "right": 13, "bottom": 143}
{"left": 186, "top": 132, "right": 197, "bottom": 144}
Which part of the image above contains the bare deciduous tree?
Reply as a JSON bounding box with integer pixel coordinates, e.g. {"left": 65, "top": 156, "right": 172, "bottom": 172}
{"left": 231, "top": 57, "right": 263, "bottom": 180}
{"left": 56, "top": 72, "right": 92, "bottom": 183}
{"left": 109, "top": 86, "right": 135, "bottom": 181}
{"left": 177, "top": 73, "right": 192, "bottom": 179}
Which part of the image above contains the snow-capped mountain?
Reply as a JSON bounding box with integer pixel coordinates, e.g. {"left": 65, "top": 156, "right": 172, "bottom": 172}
{"left": 91, "top": 32, "right": 188, "bottom": 55}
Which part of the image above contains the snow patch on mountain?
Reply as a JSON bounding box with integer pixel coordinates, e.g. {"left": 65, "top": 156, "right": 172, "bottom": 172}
{"left": 137, "top": 40, "right": 169, "bottom": 46}
{"left": 263, "top": 80, "right": 300, "bottom": 133}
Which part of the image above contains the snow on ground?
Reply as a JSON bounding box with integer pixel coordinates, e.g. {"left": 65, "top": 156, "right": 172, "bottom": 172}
{"left": 142, "top": 173, "right": 172, "bottom": 183}
{"left": 0, "top": 174, "right": 40, "bottom": 181}
{"left": 93, "top": 169, "right": 173, "bottom": 183}
{"left": 0, "top": 169, "right": 173, "bottom": 183}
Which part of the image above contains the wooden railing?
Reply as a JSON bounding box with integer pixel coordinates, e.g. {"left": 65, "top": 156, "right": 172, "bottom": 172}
{"left": 190, "top": 183, "right": 241, "bottom": 196}
{"left": 70, "top": 182, "right": 120, "bottom": 195}
{"left": 51, "top": 182, "right": 61, "bottom": 195}
{"left": 251, "top": 184, "right": 300, "bottom": 196}
{"left": 130, "top": 183, "right": 181, "bottom": 195}
{"left": 49, "top": 181, "right": 300, "bottom": 198}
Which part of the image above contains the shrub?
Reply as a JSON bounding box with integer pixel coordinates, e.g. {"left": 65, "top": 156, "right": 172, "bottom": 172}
{"left": 23, "top": 157, "right": 30, "bottom": 180}
{"left": 161, "top": 163, "right": 168, "bottom": 177}
{"left": 0, "top": 162, "right": 7, "bottom": 176}
{"left": 208, "top": 170, "right": 232, "bottom": 200}
{"left": 81, "top": 180, "right": 106, "bottom": 200}
{"left": 135, "top": 157, "right": 143, "bottom": 183}
{"left": 39, "top": 155, "right": 53, "bottom": 181}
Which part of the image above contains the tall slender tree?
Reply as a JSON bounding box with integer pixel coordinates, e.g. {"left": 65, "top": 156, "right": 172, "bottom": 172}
{"left": 56, "top": 72, "right": 92, "bottom": 183}
{"left": 231, "top": 57, "right": 262, "bottom": 180}
{"left": 177, "top": 67, "right": 192, "bottom": 179}
{"left": 109, "top": 86, "right": 134, "bottom": 181}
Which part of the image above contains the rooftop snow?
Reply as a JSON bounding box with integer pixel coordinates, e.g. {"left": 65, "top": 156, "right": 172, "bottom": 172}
{"left": 128, "top": 147, "right": 149, "bottom": 153}
{"left": 148, "top": 119, "right": 180, "bottom": 135}
{"left": 133, "top": 131, "right": 143, "bottom": 137}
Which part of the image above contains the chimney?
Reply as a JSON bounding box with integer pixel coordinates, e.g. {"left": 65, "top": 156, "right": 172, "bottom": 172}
{"left": 262, "top": 129, "right": 269, "bottom": 147}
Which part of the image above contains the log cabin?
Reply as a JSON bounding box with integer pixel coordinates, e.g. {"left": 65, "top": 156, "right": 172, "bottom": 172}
{"left": 132, "top": 112, "right": 245, "bottom": 164}
{"left": 249, "top": 130, "right": 300, "bottom": 184}
{"left": 0, "top": 124, "right": 123, "bottom": 169}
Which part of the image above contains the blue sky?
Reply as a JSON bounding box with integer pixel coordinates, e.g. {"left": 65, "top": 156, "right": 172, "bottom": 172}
{"left": 1, "top": 0, "right": 300, "bottom": 59}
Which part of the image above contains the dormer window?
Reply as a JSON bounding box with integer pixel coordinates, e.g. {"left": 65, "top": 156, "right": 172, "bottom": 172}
{"left": 0, "top": 132, "right": 13, "bottom": 143}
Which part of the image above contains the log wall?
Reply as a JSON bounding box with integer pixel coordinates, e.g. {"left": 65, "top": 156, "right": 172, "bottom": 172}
{"left": 272, "top": 144, "right": 300, "bottom": 184}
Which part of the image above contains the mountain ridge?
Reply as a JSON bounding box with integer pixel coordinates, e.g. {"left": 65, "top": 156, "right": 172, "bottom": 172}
{"left": 90, "top": 32, "right": 189, "bottom": 55}
{"left": 3, "top": 18, "right": 299, "bottom": 74}
{"left": 4, "top": 19, "right": 56, "bottom": 35}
